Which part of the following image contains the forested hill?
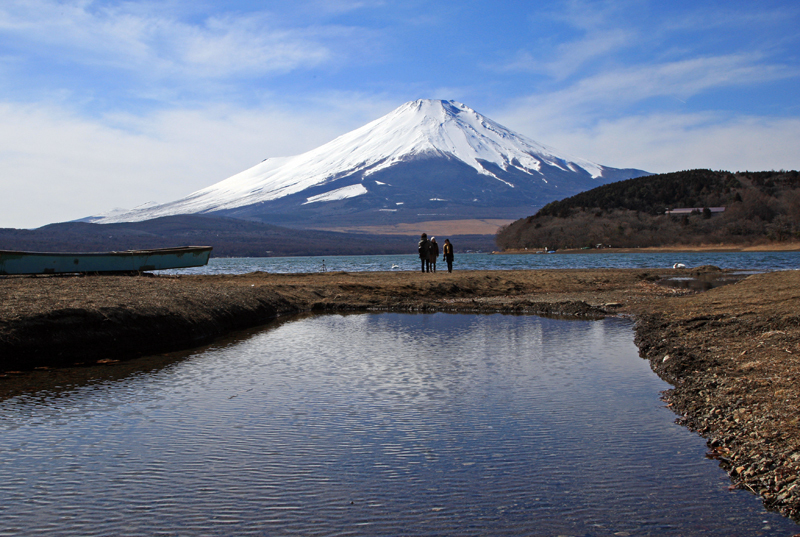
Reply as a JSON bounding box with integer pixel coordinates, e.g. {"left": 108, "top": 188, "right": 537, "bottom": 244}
{"left": 496, "top": 169, "right": 800, "bottom": 250}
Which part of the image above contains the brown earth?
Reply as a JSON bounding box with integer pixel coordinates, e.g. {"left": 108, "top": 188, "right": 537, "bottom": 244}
{"left": 1, "top": 267, "right": 799, "bottom": 525}
{"left": 308, "top": 218, "right": 514, "bottom": 236}
{"left": 634, "top": 270, "right": 800, "bottom": 523}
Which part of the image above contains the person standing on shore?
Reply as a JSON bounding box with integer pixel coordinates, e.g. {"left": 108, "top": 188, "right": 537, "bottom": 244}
{"left": 443, "top": 239, "right": 454, "bottom": 273}
{"left": 418, "top": 233, "right": 430, "bottom": 273}
{"left": 428, "top": 237, "right": 439, "bottom": 273}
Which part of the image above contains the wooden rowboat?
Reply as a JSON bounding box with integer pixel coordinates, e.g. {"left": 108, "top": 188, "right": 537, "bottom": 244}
{"left": 0, "top": 246, "right": 212, "bottom": 275}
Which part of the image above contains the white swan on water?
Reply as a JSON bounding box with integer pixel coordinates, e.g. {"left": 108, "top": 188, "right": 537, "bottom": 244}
{"left": 673, "top": 263, "right": 686, "bottom": 269}
{"left": 391, "top": 264, "right": 400, "bottom": 269}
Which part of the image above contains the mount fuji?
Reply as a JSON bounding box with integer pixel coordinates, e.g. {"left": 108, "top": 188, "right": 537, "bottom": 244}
{"left": 93, "top": 100, "right": 649, "bottom": 228}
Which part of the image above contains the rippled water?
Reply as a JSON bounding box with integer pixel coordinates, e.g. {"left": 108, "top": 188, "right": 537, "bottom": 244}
{"left": 164, "top": 251, "right": 800, "bottom": 275}
{"left": 1, "top": 314, "right": 797, "bottom": 536}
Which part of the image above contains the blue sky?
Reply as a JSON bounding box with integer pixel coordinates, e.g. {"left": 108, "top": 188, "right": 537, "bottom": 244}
{"left": 1, "top": 0, "right": 799, "bottom": 228}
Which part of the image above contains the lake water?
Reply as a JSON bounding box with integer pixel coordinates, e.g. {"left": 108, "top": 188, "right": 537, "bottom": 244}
{"left": 1, "top": 313, "right": 797, "bottom": 536}
{"left": 163, "top": 251, "right": 800, "bottom": 275}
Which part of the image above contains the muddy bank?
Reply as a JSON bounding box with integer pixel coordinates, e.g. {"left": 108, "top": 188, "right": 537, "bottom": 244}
{"left": 0, "top": 275, "right": 298, "bottom": 369}
{"left": 0, "top": 268, "right": 685, "bottom": 370}
{"left": 1, "top": 267, "right": 799, "bottom": 524}
{"left": 633, "top": 270, "right": 800, "bottom": 522}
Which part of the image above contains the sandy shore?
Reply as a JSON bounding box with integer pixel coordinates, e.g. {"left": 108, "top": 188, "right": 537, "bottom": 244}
{"left": 1, "top": 267, "right": 799, "bottom": 523}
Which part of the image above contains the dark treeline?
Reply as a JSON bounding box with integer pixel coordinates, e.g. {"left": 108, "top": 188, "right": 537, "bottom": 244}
{"left": 0, "top": 215, "right": 496, "bottom": 257}
{"left": 496, "top": 170, "right": 800, "bottom": 250}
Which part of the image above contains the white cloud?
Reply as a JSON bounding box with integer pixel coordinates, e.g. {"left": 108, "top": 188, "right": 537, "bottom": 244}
{"left": 499, "top": 28, "right": 635, "bottom": 79}
{"left": 532, "top": 113, "right": 800, "bottom": 173}
{"left": 495, "top": 52, "right": 800, "bottom": 173}
{"left": 162, "top": 14, "right": 334, "bottom": 77}
{"left": 660, "top": 3, "right": 800, "bottom": 33}
{"left": 304, "top": 0, "right": 387, "bottom": 16}
{"left": 497, "top": 52, "right": 798, "bottom": 139}
{"left": 0, "top": 98, "right": 388, "bottom": 228}
{"left": 0, "top": 1, "right": 336, "bottom": 80}
{"left": 488, "top": 2, "right": 800, "bottom": 174}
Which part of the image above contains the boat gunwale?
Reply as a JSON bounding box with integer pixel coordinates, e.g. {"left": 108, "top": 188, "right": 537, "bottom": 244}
{"left": 0, "top": 246, "right": 213, "bottom": 258}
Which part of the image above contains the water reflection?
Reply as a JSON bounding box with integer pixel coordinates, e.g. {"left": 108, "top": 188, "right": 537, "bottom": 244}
{"left": 655, "top": 271, "right": 750, "bottom": 291}
{"left": 0, "top": 313, "right": 797, "bottom": 536}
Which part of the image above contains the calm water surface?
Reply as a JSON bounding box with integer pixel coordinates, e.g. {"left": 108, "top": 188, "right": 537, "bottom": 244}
{"left": 164, "top": 251, "right": 800, "bottom": 275}
{"left": 1, "top": 314, "right": 798, "bottom": 536}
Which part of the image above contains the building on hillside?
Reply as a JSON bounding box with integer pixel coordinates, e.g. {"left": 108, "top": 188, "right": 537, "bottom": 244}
{"left": 665, "top": 207, "right": 726, "bottom": 215}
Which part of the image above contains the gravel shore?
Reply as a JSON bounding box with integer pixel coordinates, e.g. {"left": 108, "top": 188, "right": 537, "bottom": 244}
{"left": 1, "top": 267, "right": 799, "bottom": 524}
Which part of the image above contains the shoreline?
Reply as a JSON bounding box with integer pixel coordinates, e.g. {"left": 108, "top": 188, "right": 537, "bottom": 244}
{"left": 1, "top": 267, "right": 799, "bottom": 523}
{"left": 496, "top": 242, "right": 800, "bottom": 254}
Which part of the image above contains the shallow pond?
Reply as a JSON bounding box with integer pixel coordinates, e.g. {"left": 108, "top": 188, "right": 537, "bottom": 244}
{"left": 0, "top": 313, "right": 797, "bottom": 536}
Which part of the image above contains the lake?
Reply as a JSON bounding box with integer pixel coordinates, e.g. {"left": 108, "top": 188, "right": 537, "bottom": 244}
{"left": 1, "top": 313, "right": 797, "bottom": 536}
{"left": 163, "top": 251, "right": 800, "bottom": 275}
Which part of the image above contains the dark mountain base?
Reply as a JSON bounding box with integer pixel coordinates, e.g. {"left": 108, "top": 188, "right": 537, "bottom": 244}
{"left": 213, "top": 155, "right": 647, "bottom": 228}
{"left": 0, "top": 215, "right": 497, "bottom": 257}
{"left": 222, "top": 205, "right": 534, "bottom": 229}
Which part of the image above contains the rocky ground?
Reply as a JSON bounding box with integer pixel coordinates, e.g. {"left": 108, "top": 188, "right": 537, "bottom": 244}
{"left": 634, "top": 269, "right": 800, "bottom": 523}
{"left": 1, "top": 266, "right": 799, "bottom": 525}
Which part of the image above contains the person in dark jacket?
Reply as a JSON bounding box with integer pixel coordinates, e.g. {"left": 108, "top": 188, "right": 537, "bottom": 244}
{"left": 418, "top": 233, "right": 430, "bottom": 273}
{"left": 428, "top": 237, "right": 439, "bottom": 273}
{"left": 443, "top": 238, "right": 454, "bottom": 273}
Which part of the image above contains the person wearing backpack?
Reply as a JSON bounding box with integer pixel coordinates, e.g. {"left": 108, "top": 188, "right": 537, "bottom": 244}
{"left": 418, "top": 233, "right": 430, "bottom": 273}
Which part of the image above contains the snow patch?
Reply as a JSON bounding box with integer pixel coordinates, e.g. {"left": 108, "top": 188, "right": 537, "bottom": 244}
{"left": 303, "top": 183, "right": 368, "bottom": 205}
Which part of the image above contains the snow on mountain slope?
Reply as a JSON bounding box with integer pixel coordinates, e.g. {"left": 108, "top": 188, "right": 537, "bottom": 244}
{"left": 303, "top": 183, "right": 368, "bottom": 205}
{"left": 95, "top": 100, "right": 643, "bottom": 224}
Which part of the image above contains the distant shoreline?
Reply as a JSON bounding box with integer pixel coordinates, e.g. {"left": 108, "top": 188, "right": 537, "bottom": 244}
{"left": 495, "top": 242, "right": 800, "bottom": 254}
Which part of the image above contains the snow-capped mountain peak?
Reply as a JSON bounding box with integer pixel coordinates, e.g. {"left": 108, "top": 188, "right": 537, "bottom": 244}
{"left": 95, "top": 99, "right": 647, "bottom": 225}
{"left": 363, "top": 99, "right": 603, "bottom": 182}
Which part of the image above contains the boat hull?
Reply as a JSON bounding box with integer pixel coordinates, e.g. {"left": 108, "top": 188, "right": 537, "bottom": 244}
{"left": 0, "top": 246, "right": 212, "bottom": 275}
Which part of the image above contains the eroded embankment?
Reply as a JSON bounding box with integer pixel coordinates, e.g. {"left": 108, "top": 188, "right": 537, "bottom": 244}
{"left": 0, "top": 268, "right": 679, "bottom": 370}
{"left": 633, "top": 270, "right": 800, "bottom": 522}
{"left": 1, "top": 268, "right": 799, "bottom": 524}
{"left": 0, "top": 276, "right": 299, "bottom": 369}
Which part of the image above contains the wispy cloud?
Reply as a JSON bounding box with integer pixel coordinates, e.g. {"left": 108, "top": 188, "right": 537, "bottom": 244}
{"left": 0, "top": 1, "right": 342, "bottom": 81}
{"left": 491, "top": 0, "right": 800, "bottom": 167}
{"left": 0, "top": 92, "right": 398, "bottom": 228}
{"left": 660, "top": 3, "right": 800, "bottom": 33}
{"left": 490, "top": 1, "right": 800, "bottom": 174}
{"left": 498, "top": 28, "right": 634, "bottom": 79}
{"left": 533, "top": 112, "right": 800, "bottom": 174}
{"left": 303, "top": 0, "right": 388, "bottom": 16}
{"left": 502, "top": 53, "right": 798, "bottom": 136}
{"left": 494, "top": 0, "right": 799, "bottom": 91}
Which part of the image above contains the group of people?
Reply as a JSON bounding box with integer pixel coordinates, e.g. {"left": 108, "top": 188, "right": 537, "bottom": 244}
{"left": 418, "top": 233, "right": 454, "bottom": 273}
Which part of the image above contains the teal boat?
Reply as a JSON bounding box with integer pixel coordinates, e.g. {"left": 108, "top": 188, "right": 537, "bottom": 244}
{"left": 0, "top": 246, "right": 212, "bottom": 275}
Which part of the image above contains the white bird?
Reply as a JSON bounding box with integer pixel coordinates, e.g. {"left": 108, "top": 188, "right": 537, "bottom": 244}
{"left": 673, "top": 263, "right": 686, "bottom": 269}
{"left": 391, "top": 264, "right": 399, "bottom": 269}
